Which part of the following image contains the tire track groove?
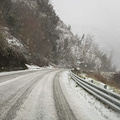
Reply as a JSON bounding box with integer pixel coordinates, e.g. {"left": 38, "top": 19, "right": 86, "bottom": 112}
{"left": 53, "top": 72, "right": 77, "bottom": 120}
{"left": 1, "top": 71, "right": 53, "bottom": 120}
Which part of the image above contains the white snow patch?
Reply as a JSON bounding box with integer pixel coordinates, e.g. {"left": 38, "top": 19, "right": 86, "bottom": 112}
{"left": 60, "top": 71, "right": 120, "bottom": 120}
{"left": 25, "top": 64, "right": 41, "bottom": 70}
{"left": 6, "top": 37, "right": 23, "bottom": 47}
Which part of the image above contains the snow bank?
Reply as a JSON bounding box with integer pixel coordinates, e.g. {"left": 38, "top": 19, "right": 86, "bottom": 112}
{"left": 25, "top": 64, "right": 41, "bottom": 70}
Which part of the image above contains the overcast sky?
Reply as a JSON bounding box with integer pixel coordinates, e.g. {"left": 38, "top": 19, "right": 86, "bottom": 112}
{"left": 51, "top": 0, "right": 120, "bottom": 70}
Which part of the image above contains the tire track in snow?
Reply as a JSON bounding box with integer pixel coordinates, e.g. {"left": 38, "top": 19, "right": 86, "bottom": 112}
{"left": 53, "top": 72, "right": 77, "bottom": 120}
{"left": 0, "top": 70, "right": 53, "bottom": 120}
{"left": 0, "top": 70, "right": 41, "bottom": 83}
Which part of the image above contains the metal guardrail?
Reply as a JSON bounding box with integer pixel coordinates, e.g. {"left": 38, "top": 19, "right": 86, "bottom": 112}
{"left": 70, "top": 71, "right": 120, "bottom": 112}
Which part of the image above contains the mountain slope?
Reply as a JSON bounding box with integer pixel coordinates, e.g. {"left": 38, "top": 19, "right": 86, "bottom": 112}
{"left": 0, "top": 0, "right": 60, "bottom": 71}
{"left": 0, "top": 0, "right": 115, "bottom": 72}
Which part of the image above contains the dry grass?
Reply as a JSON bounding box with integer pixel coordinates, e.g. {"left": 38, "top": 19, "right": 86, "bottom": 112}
{"left": 72, "top": 70, "right": 120, "bottom": 94}
{"left": 85, "top": 71, "right": 120, "bottom": 89}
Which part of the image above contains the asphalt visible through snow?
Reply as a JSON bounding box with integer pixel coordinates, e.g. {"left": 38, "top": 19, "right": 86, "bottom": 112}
{"left": 0, "top": 69, "right": 77, "bottom": 120}
{"left": 53, "top": 72, "right": 77, "bottom": 120}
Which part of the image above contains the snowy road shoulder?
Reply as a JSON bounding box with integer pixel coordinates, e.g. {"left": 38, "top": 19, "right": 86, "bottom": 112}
{"left": 60, "top": 71, "right": 120, "bottom": 120}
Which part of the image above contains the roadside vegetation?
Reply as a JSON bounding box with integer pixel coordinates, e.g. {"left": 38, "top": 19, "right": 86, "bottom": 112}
{"left": 72, "top": 69, "right": 120, "bottom": 94}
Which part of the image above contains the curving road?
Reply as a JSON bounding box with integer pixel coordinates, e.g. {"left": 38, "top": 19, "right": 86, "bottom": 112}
{"left": 0, "top": 69, "right": 77, "bottom": 120}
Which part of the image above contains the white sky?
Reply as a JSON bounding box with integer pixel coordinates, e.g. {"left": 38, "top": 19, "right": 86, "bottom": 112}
{"left": 51, "top": 0, "right": 120, "bottom": 70}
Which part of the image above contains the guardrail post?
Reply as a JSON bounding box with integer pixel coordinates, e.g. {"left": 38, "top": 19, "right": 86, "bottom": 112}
{"left": 104, "top": 85, "right": 107, "bottom": 89}
{"left": 91, "top": 80, "right": 93, "bottom": 83}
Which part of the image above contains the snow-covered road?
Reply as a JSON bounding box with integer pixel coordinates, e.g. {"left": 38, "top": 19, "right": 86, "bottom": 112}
{"left": 0, "top": 69, "right": 119, "bottom": 120}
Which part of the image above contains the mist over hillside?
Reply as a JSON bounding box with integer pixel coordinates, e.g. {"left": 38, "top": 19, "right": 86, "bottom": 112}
{"left": 0, "top": 0, "right": 116, "bottom": 72}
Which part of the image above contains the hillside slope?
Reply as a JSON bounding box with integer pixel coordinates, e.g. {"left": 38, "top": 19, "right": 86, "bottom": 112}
{"left": 0, "top": 0, "right": 116, "bottom": 72}
{"left": 0, "top": 0, "right": 59, "bottom": 71}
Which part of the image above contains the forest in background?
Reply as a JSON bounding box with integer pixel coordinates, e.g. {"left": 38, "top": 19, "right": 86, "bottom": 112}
{"left": 0, "top": 0, "right": 116, "bottom": 73}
